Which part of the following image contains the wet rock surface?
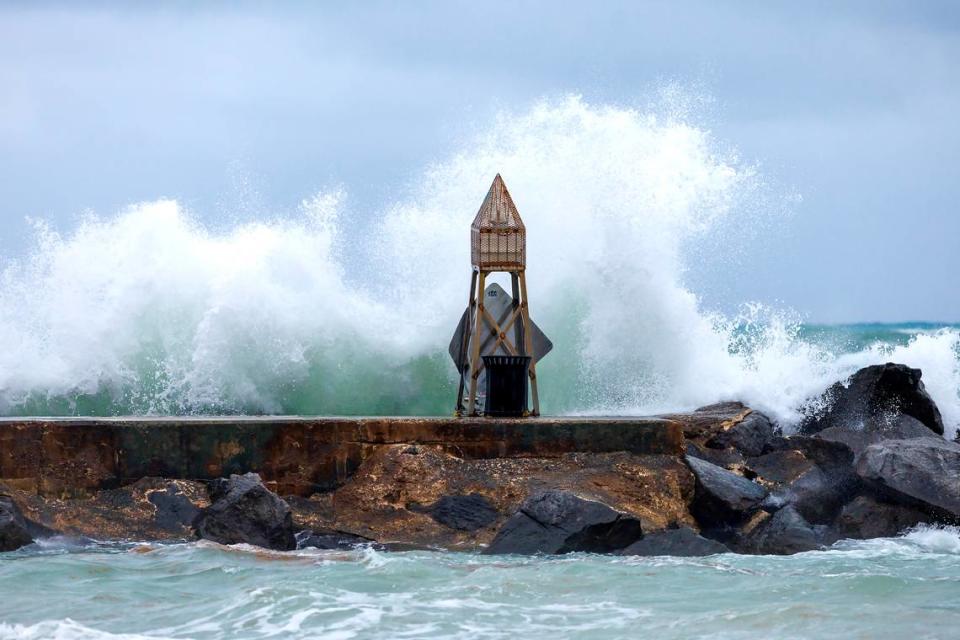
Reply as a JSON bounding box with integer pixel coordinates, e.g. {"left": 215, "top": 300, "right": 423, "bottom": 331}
{"left": 149, "top": 483, "right": 202, "bottom": 531}
{"left": 194, "top": 473, "right": 296, "bottom": 551}
{"left": 685, "top": 455, "right": 767, "bottom": 526}
{"left": 0, "top": 495, "right": 33, "bottom": 551}
{"left": 1, "top": 363, "right": 957, "bottom": 557}
{"left": 409, "top": 494, "right": 499, "bottom": 532}
{"left": 323, "top": 445, "right": 694, "bottom": 550}
{"left": 747, "top": 450, "right": 813, "bottom": 485}
{"left": 483, "top": 490, "right": 644, "bottom": 555}
{"left": 856, "top": 437, "right": 960, "bottom": 517}
{"left": 801, "top": 362, "right": 944, "bottom": 435}
{"left": 618, "top": 527, "right": 729, "bottom": 557}
{"left": 768, "top": 462, "right": 859, "bottom": 525}
{"left": 827, "top": 495, "right": 928, "bottom": 541}
{"left": 817, "top": 415, "right": 934, "bottom": 460}
{"left": 741, "top": 505, "right": 821, "bottom": 555}
{"left": 1, "top": 478, "right": 208, "bottom": 541}
{"left": 297, "top": 529, "right": 375, "bottom": 550}
{"left": 706, "top": 412, "right": 776, "bottom": 457}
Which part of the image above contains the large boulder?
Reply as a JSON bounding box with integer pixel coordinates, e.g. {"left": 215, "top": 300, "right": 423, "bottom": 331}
{"left": 742, "top": 505, "right": 821, "bottom": 555}
{"left": 0, "top": 496, "right": 33, "bottom": 552}
{"left": 194, "top": 473, "right": 296, "bottom": 551}
{"left": 483, "top": 490, "right": 643, "bottom": 555}
{"left": 827, "top": 495, "right": 928, "bottom": 541}
{"left": 618, "top": 527, "right": 729, "bottom": 557}
{"left": 706, "top": 412, "right": 776, "bottom": 457}
{"left": 817, "top": 415, "right": 935, "bottom": 460}
{"left": 855, "top": 438, "right": 960, "bottom": 517}
{"left": 758, "top": 434, "right": 859, "bottom": 525}
{"left": 685, "top": 455, "right": 768, "bottom": 526}
{"left": 801, "top": 363, "right": 943, "bottom": 435}
{"left": 766, "top": 462, "right": 860, "bottom": 525}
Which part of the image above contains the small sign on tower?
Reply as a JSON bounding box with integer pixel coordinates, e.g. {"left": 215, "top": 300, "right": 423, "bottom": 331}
{"left": 449, "top": 175, "right": 552, "bottom": 417}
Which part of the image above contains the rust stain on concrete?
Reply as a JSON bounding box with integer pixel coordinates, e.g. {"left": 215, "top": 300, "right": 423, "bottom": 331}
{"left": 0, "top": 416, "right": 684, "bottom": 498}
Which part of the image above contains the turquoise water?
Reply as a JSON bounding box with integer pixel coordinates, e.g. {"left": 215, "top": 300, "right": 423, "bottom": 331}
{"left": 2, "top": 529, "right": 960, "bottom": 639}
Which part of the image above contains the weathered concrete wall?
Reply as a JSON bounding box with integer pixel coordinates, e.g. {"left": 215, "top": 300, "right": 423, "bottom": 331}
{"left": 0, "top": 417, "right": 684, "bottom": 498}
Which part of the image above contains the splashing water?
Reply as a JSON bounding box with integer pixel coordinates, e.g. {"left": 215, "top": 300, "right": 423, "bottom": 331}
{"left": 2, "top": 530, "right": 960, "bottom": 640}
{"left": 0, "top": 96, "right": 958, "bottom": 431}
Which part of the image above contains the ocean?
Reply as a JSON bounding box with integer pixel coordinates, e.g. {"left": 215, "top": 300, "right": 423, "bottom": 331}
{"left": 2, "top": 529, "right": 960, "bottom": 640}
{"left": 1, "top": 97, "right": 959, "bottom": 638}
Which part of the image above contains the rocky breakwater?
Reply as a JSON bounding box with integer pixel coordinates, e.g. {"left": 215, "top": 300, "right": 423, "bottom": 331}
{"left": 1, "top": 362, "right": 957, "bottom": 556}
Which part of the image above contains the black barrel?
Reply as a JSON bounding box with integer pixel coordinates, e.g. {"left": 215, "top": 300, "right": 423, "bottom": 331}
{"left": 482, "top": 355, "right": 531, "bottom": 417}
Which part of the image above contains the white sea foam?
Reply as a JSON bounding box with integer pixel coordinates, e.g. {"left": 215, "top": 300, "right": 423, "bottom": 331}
{"left": 0, "top": 95, "right": 957, "bottom": 431}
{"left": 0, "top": 620, "right": 173, "bottom": 640}
{"left": 901, "top": 524, "right": 960, "bottom": 554}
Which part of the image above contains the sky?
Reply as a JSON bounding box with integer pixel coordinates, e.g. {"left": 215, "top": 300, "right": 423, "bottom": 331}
{"left": 1, "top": 0, "right": 958, "bottom": 322}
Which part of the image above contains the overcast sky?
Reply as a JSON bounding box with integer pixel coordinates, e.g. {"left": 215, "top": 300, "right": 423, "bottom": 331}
{"left": 1, "top": 1, "right": 958, "bottom": 322}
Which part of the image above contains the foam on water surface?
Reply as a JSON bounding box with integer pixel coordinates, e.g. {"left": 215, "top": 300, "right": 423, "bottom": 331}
{"left": 0, "top": 95, "right": 958, "bottom": 435}
{"left": 2, "top": 533, "right": 960, "bottom": 640}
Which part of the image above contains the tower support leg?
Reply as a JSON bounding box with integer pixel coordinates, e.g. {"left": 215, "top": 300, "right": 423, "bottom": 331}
{"left": 517, "top": 271, "right": 540, "bottom": 416}
{"left": 466, "top": 270, "right": 487, "bottom": 416}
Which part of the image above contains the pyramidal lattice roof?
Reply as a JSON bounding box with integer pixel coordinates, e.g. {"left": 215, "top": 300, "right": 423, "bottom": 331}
{"left": 472, "top": 174, "right": 524, "bottom": 230}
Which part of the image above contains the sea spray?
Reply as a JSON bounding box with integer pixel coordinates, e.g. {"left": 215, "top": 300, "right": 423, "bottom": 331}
{"left": 0, "top": 96, "right": 958, "bottom": 432}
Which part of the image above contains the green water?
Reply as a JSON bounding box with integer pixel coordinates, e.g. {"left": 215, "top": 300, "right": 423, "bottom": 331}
{"left": 2, "top": 530, "right": 959, "bottom": 639}
{"left": 3, "top": 322, "right": 959, "bottom": 424}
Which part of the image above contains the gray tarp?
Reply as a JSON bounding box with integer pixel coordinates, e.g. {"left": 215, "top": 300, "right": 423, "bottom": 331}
{"left": 448, "top": 282, "right": 552, "bottom": 374}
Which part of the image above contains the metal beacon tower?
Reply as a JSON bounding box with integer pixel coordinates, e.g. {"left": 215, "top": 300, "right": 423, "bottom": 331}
{"left": 449, "top": 175, "right": 552, "bottom": 417}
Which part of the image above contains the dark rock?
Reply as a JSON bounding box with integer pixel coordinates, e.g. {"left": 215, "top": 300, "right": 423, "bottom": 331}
{"left": 742, "top": 505, "right": 820, "bottom": 555}
{"left": 618, "top": 527, "right": 729, "bottom": 557}
{"left": 747, "top": 450, "right": 814, "bottom": 485}
{"left": 685, "top": 442, "right": 745, "bottom": 469}
{"left": 827, "top": 495, "right": 928, "bottom": 541}
{"left": 817, "top": 415, "right": 935, "bottom": 460}
{"left": 769, "top": 464, "right": 858, "bottom": 525}
{"left": 194, "top": 473, "right": 296, "bottom": 551}
{"left": 706, "top": 412, "right": 776, "bottom": 457}
{"left": 0, "top": 496, "right": 33, "bottom": 552}
{"left": 297, "top": 529, "right": 374, "bottom": 550}
{"left": 148, "top": 484, "right": 201, "bottom": 531}
{"left": 856, "top": 438, "right": 960, "bottom": 517}
{"left": 483, "top": 490, "right": 643, "bottom": 555}
{"left": 787, "top": 436, "right": 855, "bottom": 472}
{"left": 408, "top": 494, "right": 499, "bottom": 532}
{"left": 759, "top": 435, "right": 859, "bottom": 525}
{"left": 685, "top": 455, "right": 767, "bottom": 526}
{"left": 801, "top": 363, "right": 944, "bottom": 435}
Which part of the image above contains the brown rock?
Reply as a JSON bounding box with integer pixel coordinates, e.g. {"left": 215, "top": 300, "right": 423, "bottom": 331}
{"left": 5, "top": 478, "right": 208, "bottom": 541}
{"left": 318, "top": 445, "right": 695, "bottom": 550}
{"left": 662, "top": 402, "right": 752, "bottom": 441}
{"left": 747, "top": 450, "right": 814, "bottom": 485}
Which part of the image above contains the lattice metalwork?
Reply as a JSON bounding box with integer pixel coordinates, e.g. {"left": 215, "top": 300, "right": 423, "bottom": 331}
{"left": 471, "top": 174, "right": 526, "bottom": 270}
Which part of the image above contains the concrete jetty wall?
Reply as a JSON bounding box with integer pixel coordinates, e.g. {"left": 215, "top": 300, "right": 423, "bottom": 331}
{"left": 0, "top": 417, "right": 684, "bottom": 498}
